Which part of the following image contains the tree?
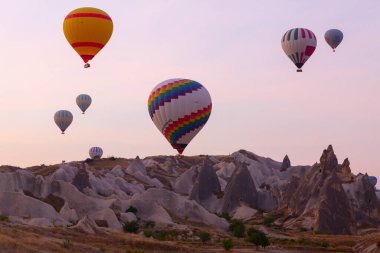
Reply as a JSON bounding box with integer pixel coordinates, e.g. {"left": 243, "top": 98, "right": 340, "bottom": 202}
{"left": 223, "top": 238, "right": 233, "bottom": 251}
{"left": 246, "top": 228, "right": 269, "bottom": 249}
{"left": 123, "top": 221, "right": 139, "bottom": 233}
{"left": 199, "top": 232, "right": 211, "bottom": 243}
{"left": 229, "top": 220, "right": 245, "bottom": 238}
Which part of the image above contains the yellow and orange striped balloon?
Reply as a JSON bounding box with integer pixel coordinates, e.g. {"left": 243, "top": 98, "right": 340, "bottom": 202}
{"left": 63, "top": 7, "right": 113, "bottom": 67}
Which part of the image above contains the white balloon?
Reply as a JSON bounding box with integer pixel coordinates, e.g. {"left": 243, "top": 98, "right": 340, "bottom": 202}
{"left": 89, "top": 146, "right": 103, "bottom": 159}
{"left": 281, "top": 28, "right": 317, "bottom": 72}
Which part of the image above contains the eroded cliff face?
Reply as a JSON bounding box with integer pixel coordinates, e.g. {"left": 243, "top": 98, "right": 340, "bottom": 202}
{"left": 280, "top": 145, "right": 380, "bottom": 234}
{"left": 0, "top": 145, "right": 378, "bottom": 235}
{"left": 220, "top": 165, "right": 258, "bottom": 213}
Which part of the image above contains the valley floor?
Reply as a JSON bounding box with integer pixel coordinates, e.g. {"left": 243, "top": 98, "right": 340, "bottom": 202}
{"left": 0, "top": 222, "right": 379, "bottom": 253}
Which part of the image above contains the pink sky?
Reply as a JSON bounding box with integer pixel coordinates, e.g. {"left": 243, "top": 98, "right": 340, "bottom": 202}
{"left": 0, "top": 1, "right": 379, "bottom": 179}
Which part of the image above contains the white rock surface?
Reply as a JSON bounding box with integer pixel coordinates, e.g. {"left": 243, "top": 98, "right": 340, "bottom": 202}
{"left": 129, "top": 188, "right": 228, "bottom": 229}
{"left": 120, "top": 212, "right": 137, "bottom": 223}
{"left": 232, "top": 205, "right": 257, "bottom": 221}
{"left": 173, "top": 166, "right": 199, "bottom": 195}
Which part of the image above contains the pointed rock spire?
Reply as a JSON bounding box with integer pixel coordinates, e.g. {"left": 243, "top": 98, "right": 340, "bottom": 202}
{"left": 281, "top": 154, "right": 291, "bottom": 171}
{"left": 320, "top": 145, "right": 338, "bottom": 172}
{"left": 315, "top": 170, "right": 356, "bottom": 234}
{"left": 190, "top": 158, "right": 221, "bottom": 204}
{"left": 220, "top": 165, "right": 258, "bottom": 213}
{"left": 126, "top": 156, "right": 147, "bottom": 175}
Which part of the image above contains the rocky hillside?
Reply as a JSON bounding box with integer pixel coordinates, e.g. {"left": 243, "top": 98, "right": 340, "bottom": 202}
{"left": 0, "top": 145, "right": 379, "bottom": 237}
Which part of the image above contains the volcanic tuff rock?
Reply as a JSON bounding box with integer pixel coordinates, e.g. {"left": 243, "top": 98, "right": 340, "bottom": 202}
{"left": 281, "top": 155, "right": 291, "bottom": 171}
{"left": 282, "top": 145, "right": 380, "bottom": 235}
{"left": 72, "top": 168, "right": 90, "bottom": 192}
{"left": 315, "top": 171, "right": 356, "bottom": 234}
{"left": 338, "top": 158, "right": 353, "bottom": 182}
{"left": 343, "top": 174, "right": 380, "bottom": 226}
{"left": 189, "top": 158, "right": 221, "bottom": 211}
{"left": 220, "top": 165, "right": 258, "bottom": 213}
{"left": 0, "top": 146, "right": 378, "bottom": 236}
{"left": 173, "top": 166, "right": 199, "bottom": 195}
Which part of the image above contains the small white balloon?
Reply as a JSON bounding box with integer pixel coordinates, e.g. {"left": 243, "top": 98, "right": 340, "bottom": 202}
{"left": 89, "top": 147, "right": 103, "bottom": 159}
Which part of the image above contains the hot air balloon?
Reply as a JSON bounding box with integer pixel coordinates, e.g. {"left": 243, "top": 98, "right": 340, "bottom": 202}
{"left": 89, "top": 147, "right": 103, "bottom": 159}
{"left": 281, "top": 28, "right": 317, "bottom": 72}
{"left": 324, "top": 29, "right": 343, "bottom": 52}
{"left": 76, "top": 94, "right": 92, "bottom": 114}
{"left": 148, "top": 79, "right": 212, "bottom": 154}
{"left": 369, "top": 176, "right": 377, "bottom": 187}
{"left": 63, "top": 7, "right": 113, "bottom": 68}
{"left": 54, "top": 110, "right": 73, "bottom": 134}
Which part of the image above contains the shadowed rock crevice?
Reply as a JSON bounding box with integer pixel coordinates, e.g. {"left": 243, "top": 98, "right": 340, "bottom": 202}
{"left": 72, "top": 169, "right": 91, "bottom": 192}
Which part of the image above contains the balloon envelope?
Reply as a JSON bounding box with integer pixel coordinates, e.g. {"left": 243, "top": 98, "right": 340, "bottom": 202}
{"left": 76, "top": 94, "right": 92, "bottom": 114}
{"left": 89, "top": 147, "right": 103, "bottom": 159}
{"left": 324, "top": 29, "right": 343, "bottom": 52}
{"left": 148, "top": 79, "right": 212, "bottom": 154}
{"left": 281, "top": 28, "right": 317, "bottom": 72}
{"left": 369, "top": 176, "right": 377, "bottom": 187}
{"left": 63, "top": 7, "right": 113, "bottom": 67}
{"left": 54, "top": 110, "right": 73, "bottom": 134}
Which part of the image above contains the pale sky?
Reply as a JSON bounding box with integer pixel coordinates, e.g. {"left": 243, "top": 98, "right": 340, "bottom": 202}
{"left": 0, "top": 1, "right": 379, "bottom": 179}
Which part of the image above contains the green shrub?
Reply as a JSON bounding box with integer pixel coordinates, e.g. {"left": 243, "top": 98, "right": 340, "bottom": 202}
{"left": 126, "top": 206, "right": 138, "bottom": 214}
{"left": 144, "top": 220, "right": 155, "bottom": 228}
{"left": 321, "top": 241, "right": 329, "bottom": 248}
{"left": 218, "top": 212, "right": 231, "bottom": 221}
{"left": 123, "top": 221, "right": 139, "bottom": 233}
{"left": 263, "top": 216, "right": 274, "bottom": 227}
{"left": 297, "top": 237, "right": 308, "bottom": 245}
{"left": 152, "top": 231, "right": 167, "bottom": 241}
{"left": 223, "top": 238, "right": 233, "bottom": 251}
{"left": 229, "top": 220, "right": 245, "bottom": 238}
{"left": 199, "top": 231, "right": 211, "bottom": 243}
{"left": 0, "top": 215, "right": 9, "bottom": 222}
{"left": 62, "top": 239, "right": 73, "bottom": 249}
{"left": 246, "top": 228, "right": 269, "bottom": 248}
{"left": 143, "top": 230, "right": 152, "bottom": 238}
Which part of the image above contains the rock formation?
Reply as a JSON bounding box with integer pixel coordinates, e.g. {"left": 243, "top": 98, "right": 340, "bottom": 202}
{"left": 189, "top": 158, "right": 221, "bottom": 211}
{"left": 220, "top": 165, "right": 258, "bottom": 213}
{"left": 0, "top": 145, "right": 378, "bottom": 236}
{"left": 281, "top": 155, "right": 291, "bottom": 171}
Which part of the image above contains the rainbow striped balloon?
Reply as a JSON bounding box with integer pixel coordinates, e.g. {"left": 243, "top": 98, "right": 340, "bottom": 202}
{"left": 89, "top": 146, "right": 103, "bottom": 159}
{"left": 63, "top": 7, "right": 113, "bottom": 67}
{"left": 148, "top": 79, "right": 212, "bottom": 154}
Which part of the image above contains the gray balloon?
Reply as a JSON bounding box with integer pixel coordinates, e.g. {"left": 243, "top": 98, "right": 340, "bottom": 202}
{"left": 324, "top": 29, "right": 343, "bottom": 52}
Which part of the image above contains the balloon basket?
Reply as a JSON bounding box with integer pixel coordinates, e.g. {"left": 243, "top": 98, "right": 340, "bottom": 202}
{"left": 297, "top": 69, "right": 302, "bottom": 72}
{"left": 84, "top": 63, "right": 90, "bottom": 68}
